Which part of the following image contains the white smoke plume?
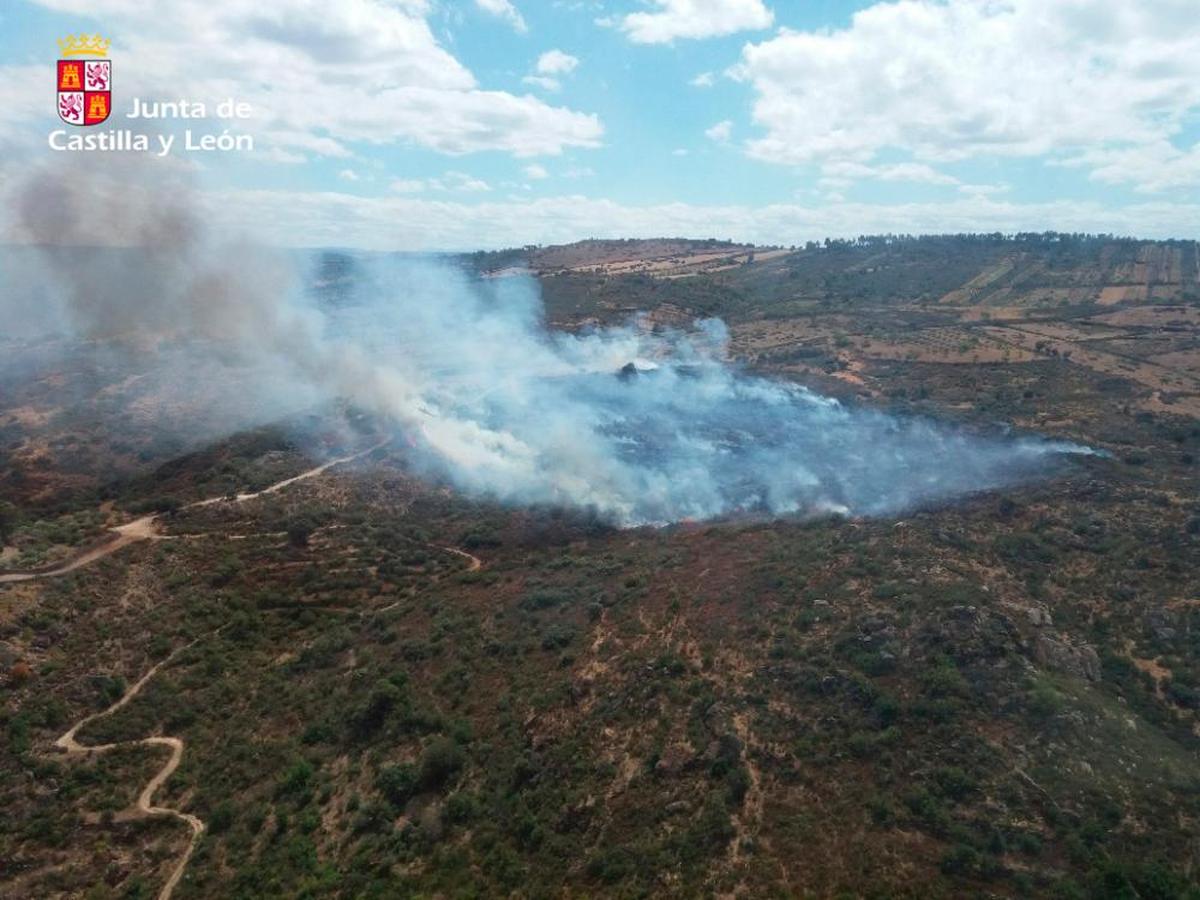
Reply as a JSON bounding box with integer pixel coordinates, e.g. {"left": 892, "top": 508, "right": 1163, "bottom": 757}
{"left": 1, "top": 164, "right": 1093, "bottom": 525}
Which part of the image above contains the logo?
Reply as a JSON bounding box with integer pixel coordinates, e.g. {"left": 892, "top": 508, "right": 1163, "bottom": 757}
{"left": 57, "top": 34, "right": 111, "bottom": 127}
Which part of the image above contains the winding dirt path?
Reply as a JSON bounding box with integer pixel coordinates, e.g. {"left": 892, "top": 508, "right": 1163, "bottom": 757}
{"left": 9, "top": 435, "right": 486, "bottom": 893}
{"left": 0, "top": 517, "right": 159, "bottom": 585}
{"left": 186, "top": 437, "right": 390, "bottom": 510}
{"left": 53, "top": 640, "right": 205, "bottom": 900}
{"left": 0, "top": 438, "right": 391, "bottom": 584}
{"left": 427, "top": 543, "right": 483, "bottom": 572}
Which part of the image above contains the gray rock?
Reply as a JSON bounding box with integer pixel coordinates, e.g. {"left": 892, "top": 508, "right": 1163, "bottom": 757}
{"left": 1026, "top": 605, "right": 1053, "bottom": 627}
{"left": 1033, "top": 632, "right": 1101, "bottom": 681}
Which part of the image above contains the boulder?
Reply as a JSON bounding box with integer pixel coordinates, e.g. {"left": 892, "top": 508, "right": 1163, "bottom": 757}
{"left": 1033, "top": 632, "right": 1101, "bottom": 681}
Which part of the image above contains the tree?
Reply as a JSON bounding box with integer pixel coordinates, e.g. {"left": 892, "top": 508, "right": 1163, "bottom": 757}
{"left": 287, "top": 517, "right": 315, "bottom": 548}
{"left": 0, "top": 501, "right": 18, "bottom": 544}
{"left": 8, "top": 661, "right": 32, "bottom": 687}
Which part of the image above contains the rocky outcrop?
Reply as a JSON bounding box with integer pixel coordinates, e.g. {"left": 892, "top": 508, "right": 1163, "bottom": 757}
{"left": 1032, "top": 632, "right": 1101, "bottom": 682}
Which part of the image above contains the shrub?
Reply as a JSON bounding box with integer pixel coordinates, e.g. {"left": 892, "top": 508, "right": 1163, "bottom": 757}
{"left": 522, "top": 590, "right": 571, "bottom": 611}
{"left": 377, "top": 763, "right": 419, "bottom": 808}
{"left": 8, "top": 661, "right": 32, "bottom": 687}
{"left": 933, "top": 766, "right": 977, "bottom": 801}
{"left": 921, "top": 662, "right": 970, "bottom": 699}
{"left": 349, "top": 680, "right": 405, "bottom": 737}
{"left": 419, "top": 737, "right": 465, "bottom": 789}
{"left": 1028, "top": 679, "right": 1065, "bottom": 717}
{"left": 208, "top": 801, "right": 235, "bottom": 834}
{"left": 541, "top": 624, "right": 576, "bottom": 650}
{"left": 287, "top": 518, "right": 315, "bottom": 548}
{"left": 0, "top": 501, "right": 18, "bottom": 542}
{"left": 278, "top": 760, "right": 314, "bottom": 797}
{"left": 1166, "top": 680, "right": 1200, "bottom": 710}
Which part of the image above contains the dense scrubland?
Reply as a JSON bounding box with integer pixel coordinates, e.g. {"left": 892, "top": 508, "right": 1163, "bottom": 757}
{"left": 2, "top": 234, "right": 1200, "bottom": 898}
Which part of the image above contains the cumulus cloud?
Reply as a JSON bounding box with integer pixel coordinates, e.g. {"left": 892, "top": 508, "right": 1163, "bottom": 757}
{"left": 385, "top": 171, "right": 491, "bottom": 194}
{"left": 613, "top": 0, "right": 773, "bottom": 43}
{"left": 21, "top": 0, "right": 600, "bottom": 158}
{"left": 524, "top": 49, "right": 580, "bottom": 92}
{"left": 390, "top": 178, "right": 428, "bottom": 194}
{"left": 522, "top": 75, "right": 562, "bottom": 91}
{"left": 731, "top": 0, "right": 1200, "bottom": 191}
{"left": 524, "top": 164, "right": 549, "bottom": 179}
{"left": 706, "top": 120, "right": 733, "bottom": 142}
{"left": 1061, "top": 141, "right": 1200, "bottom": 194}
{"left": 475, "top": 0, "right": 527, "bottom": 33}
{"left": 822, "top": 161, "right": 960, "bottom": 188}
{"left": 125, "top": 184, "right": 1200, "bottom": 252}
{"left": 536, "top": 49, "right": 579, "bottom": 75}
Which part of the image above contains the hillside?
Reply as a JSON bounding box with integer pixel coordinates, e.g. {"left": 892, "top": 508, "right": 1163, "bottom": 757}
{"left": 2, "top": 234, "right": 1200, "bottom": 899}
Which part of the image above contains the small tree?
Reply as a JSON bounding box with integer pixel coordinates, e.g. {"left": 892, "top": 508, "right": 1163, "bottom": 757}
{"left": 0, "top": 501, "right": 18, "bottom": 544}
{"left": 8, "top": 661, "right": 32, "bottom": 687}
{"left": 419, "top": 737, "right": 465, "bottom": 789}
{"left": 287, "top": 517, "right": 315, "bottom": 548}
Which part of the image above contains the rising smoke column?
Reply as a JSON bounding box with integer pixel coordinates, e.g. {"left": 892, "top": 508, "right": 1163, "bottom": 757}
{"left": 325, "top": 256, "right": 1094, "bottom": 525}
{"left": 1, "top": 163, "right": 1094, "bottom": 526}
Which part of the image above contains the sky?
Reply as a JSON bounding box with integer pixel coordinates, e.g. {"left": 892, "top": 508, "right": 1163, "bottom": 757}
{"left": 1, "top": 0, "right": 1198, "bottom": 250}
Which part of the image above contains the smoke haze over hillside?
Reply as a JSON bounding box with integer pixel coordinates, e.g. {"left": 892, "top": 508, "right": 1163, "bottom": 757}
{"left": 0, "top": 165, "right": 1094, "bottom": 524}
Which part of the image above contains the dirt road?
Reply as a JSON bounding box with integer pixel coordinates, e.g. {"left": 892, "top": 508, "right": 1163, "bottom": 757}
{"left": 0, "top": 439, "right": 391, "bottom": 584}
{"left": 187, "top": 437, "right": 391, "bottom": 510}
{"left": 428, "top": 543, "right": 483, "bottom": 571}
{"left": 53, "top": 641, "right": 204, "bottom": 900}
{"left": 11, "top": 435, "right": 486, "bottom": 896}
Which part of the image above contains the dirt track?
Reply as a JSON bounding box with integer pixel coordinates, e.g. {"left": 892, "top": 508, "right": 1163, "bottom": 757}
{"left": 0, "top": 517, "right": 159, "bottom": 584}
{"left": 10, "top": 435, "right": 488, "bottom": 895}
{"left": 53, "top": 641, "right": 205, "bottom": 900}
{"left": 429, "top": 543, "right": 483, "bottom": 571}
{"left": 0, "top": 439, "right": 391, "bottom": 584}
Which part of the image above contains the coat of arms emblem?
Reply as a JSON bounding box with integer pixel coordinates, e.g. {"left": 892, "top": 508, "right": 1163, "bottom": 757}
{"left": 57, "top": 34, "right": 111, "bottom": 126}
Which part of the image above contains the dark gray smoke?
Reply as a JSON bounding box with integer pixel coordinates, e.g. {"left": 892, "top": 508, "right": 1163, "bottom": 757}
{"left": 1, "top": 163, "right": 1094, "bottom": 525}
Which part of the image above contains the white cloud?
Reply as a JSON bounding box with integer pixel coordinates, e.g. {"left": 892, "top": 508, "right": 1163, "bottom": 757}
{"left": 0, "top": 66, "right": 45, "bottom": 132}
{"left": 672, "top": 148, "right": 689, "bottom": 156}
{"left": 443, "top": 171, "right": 492, "bottom": 192}
{"left": 1062, "top": 140, "right": 1200, "bottom": 194}
{"left": 523, "top": 75, "right": 562, "bottom": 91}
{"left": 522, "top": 49, "right": 579, "bottom": 93}
{"left": 190, "top": 186, "right": 1200, "bottom": 251}
{"left": 958, "top": 183, "right": 1010, "bottom": 198}
{"left": 706, "top": 120, "right": 733, "bottom": 142}
{"left": 731, "top": 0, "right": 1200, "bottom": 191}
{"left": 262, "top": 147, "right": 308, "bottom": 165}
{"left": 614, "top": 0, "right": 773, "bottom": 44}
{"left": 475, "top": 0, "right": 527, "bottom": 33}
{"left": 390, "top": 178, "right": 428, "bottom": 193}
{"left": 537, "top": 49, "right": 579, "bottom": 75}
{"left": 524, "top": 163, "right": 549, "bottom": 179}
{"left": 820, "top": 161, "right": 961, "bottom": 190}
{"left": 337, "top": 169, "right": 360, "bottom": 181}
{"left": 21, "top": 0, "right": 600, "bottom": 159}
{"left": 388, "top": 171, "right": 492, "bottom": 194}
{"left": 690, "top": 72, "right": 716, "bottom": 87}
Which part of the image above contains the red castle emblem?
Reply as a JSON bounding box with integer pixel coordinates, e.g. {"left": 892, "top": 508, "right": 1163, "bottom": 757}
{"left": 57, "top": 34, "right": 111, "bottom": 126}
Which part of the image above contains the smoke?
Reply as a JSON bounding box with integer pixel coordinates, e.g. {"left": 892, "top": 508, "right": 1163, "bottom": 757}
{"left": 1, "top": 163, "right": 1094, "bottom": 525}
{"left": 323, "top": 261, "right": 1096, "bottom": 524}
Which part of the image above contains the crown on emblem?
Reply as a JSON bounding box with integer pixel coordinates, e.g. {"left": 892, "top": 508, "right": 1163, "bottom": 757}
{"left": 58, "top": 33, "right": 111, "bottom": 58}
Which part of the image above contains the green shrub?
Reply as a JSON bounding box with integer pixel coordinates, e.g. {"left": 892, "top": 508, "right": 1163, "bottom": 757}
{"left": 377, "top": 763, "right": 419, "bottom": 808}
{"left": 419, "top": 737, "right": 465, "bottom": 789}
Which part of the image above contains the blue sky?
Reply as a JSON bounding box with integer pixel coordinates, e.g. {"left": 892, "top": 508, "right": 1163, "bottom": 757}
{"left": 2, "top": 0, "right": 1198, "bottom": 249}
